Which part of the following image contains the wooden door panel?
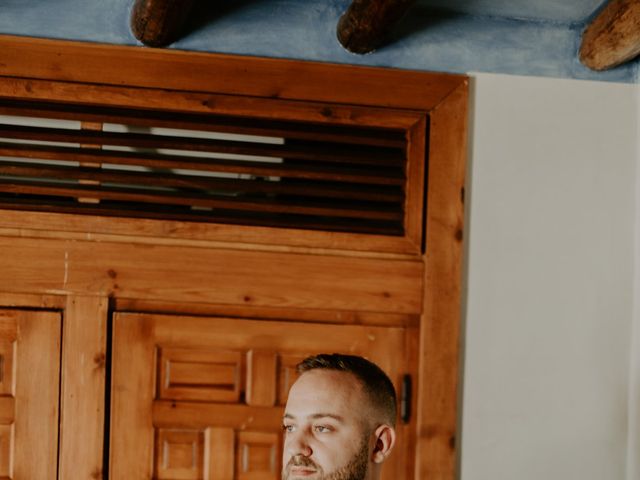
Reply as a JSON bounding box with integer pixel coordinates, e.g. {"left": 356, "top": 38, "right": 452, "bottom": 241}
{"left": 159, "top": 348, "right": 243, "bottom": 403}
{"left": 111, "top": 313, "right": 411, "bottom": 480}
{"left": 0, "top": 309, "right": 61, "bottom": 480}
{"left": 155, "top": 429, "right": 205, "bottom": 480}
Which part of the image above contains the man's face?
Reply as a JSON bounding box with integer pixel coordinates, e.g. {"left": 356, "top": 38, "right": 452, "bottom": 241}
{"left": 281, "top": 369, "right": 372, "bottom": 480}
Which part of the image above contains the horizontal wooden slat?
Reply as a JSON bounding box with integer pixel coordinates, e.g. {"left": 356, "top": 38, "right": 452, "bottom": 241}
{"left": 0, "top": 161, "right": 404, "bottom": 203}
{"left": 153, "top": 401, "right": 282, "bottom": 430}
{"left": 0, "top": 143, "right": 404, "bottom": 186}
{"left": 0, "top": 180, "right": 402, "bottom": 222}
{"left": 0, "top": 199, "right": 403, "bottom": 236}
{"left": 0, "top": 99, "right": 407, "bottom": 148}
{"left": 0, "top": 235, "right": 424, "bottom": 313}
{"left": 0, "top": 124, "right": 403, "bottom": 166}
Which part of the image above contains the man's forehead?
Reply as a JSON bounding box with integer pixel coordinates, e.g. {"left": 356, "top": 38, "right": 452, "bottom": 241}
{"left": 285, "top": 369, "right": 365, "bottom": 413}
{"left": 291, "top": 369, "right": 362, "bottom": 394}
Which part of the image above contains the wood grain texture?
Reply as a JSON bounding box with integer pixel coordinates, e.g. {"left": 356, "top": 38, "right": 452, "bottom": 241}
{"left": 0, "top": 292, "right": 65, "bottom": 309}
{"left": 0, "top": 235, "right": 423, "bottom": 314}
{"left": 0, "top": 35, "right": 464, "bottom": 110}
{"left": 12, "top": 310, "right": 61, "bottom": 480}
{"left": 58, "top": 296, "right": 108, "bottom": 480}
{"left": 110, "top": 312, "right": 156, "bottom": 479}
{"left": 131, "top": 0, "right": 197, "bottom": 47}
{"left": 0, "top": 77, "right": 423, "bottom": 131}
{"left": 143, "top": 313, "right": 408, "bottom": 375}
{"left": 246, "top": 350, "right": 277, "bottom": 407}
{"left": 0, "top": 208, "right": 421, "bottom": 256}
{"left": 580, "top": 0, "right": 640, "bottom": 70}
{"left": 416, "top": 81, "right": 468, "bottom": 480}
{"left": 153, "top": 401, "right": 282, "bottom": 431}
{"left": 114, "top": 298, "right": 419, "bottom": 327}
{"left": 404, "top": 115, "right": 428, "bottom": 251}
{"left": 337, "top": 0, "right": 418, "bottom": 53}
{"left": 205, "top": 428, "right": 235, "bottom": 480}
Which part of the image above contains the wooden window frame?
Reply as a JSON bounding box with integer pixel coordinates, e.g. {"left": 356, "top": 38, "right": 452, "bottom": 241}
{"left": 0, "top": 35, "right": 467, "bottom": 480}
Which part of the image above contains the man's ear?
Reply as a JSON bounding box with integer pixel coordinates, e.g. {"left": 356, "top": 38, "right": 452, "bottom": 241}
{"left": 371, "top": 424, "right": 396, "bottom": 464}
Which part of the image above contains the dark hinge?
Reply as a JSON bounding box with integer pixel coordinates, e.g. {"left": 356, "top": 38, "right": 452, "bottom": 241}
{"left": 400, "top": 374, "right": 412, "bottom": 424}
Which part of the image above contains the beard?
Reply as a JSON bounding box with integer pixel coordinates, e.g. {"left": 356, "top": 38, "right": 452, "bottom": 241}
{"left": 282, "top": 438, "right": 369, "bottom": 480}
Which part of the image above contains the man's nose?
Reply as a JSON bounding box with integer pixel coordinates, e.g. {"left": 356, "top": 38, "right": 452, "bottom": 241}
{"left": 287, "top": 430, "right": 313, "bottom": 457}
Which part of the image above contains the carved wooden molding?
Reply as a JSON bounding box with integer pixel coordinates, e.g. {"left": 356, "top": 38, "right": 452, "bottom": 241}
{"left": 131, "top": 0, "right": 197, "bottom": 47}
{"left": 580, "top": 0, "right": 640, "bottom": 70}
{"left": 337, "top": 0, "right": 417, "bottom": 54}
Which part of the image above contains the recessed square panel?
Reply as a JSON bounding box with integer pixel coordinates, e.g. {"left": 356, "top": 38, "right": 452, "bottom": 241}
{"left": 237, "top": 431, "right": 279, "bottom": 479}
{"left": 158, "top": 348, "right": 242, "bottom": 403}
{"left": 155, "top": 428, "right": 204, "bottom": 480}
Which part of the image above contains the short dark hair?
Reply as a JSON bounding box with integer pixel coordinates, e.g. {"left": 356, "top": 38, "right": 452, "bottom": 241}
{"left": 296, "top": 353, "right": 397, "bottom": 426}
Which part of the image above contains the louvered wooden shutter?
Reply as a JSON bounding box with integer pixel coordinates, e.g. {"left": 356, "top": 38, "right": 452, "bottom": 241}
{"left": 0, "top": 97, "right": 426, "bottom": 249}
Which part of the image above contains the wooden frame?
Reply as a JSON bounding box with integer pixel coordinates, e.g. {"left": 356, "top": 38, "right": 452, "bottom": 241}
{"left": 0, "top": 35, "right": 467, "bottom": 480}
{"left": 0, "top": 75, "right": 426, "bottom": 254}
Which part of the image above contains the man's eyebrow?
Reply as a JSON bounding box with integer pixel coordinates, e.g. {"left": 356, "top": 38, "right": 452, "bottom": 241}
{"left": 308, "top": 413, "right": 345, "bottom": 422}
{"left": 282, "top": 413, "right": 345, "bottom": 422}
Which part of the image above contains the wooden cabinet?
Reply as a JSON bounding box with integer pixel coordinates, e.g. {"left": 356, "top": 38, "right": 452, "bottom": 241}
{"left": 0, "top": 35, "right": 466, "bottom": 479}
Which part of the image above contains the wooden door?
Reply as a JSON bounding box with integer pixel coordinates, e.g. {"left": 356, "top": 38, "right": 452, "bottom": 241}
{"left": 0, "top": 309, "right": 61, "bottom": 479}
{"left": 110, "top": 313, "right": 415, "bottom": 480}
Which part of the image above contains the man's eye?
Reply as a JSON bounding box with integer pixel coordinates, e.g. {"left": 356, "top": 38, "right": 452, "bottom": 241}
{"left": 314, "top": 425, "right": 331, "bottom": 433}
{"left": 282, "top": 424, "right": 295, "bottom": 433}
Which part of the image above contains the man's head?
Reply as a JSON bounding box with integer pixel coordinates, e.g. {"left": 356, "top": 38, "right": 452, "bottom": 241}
{"left": 281, "top": 354, "right": 397, "bottom": 480}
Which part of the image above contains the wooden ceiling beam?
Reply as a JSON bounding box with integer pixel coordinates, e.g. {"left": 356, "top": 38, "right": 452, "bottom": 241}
{"left": 131, "top": 0, "right": 197, "bottom": 47}
{"left": 337, "top": 0, "right": 417, "bottom": 54}
{"left": 580, "top": 0, "right": 640, "bottom": 70}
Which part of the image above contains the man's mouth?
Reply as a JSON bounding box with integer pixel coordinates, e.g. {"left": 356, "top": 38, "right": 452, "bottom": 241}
{"left": 288, "top": 466, "right": 318, "bottom": 476}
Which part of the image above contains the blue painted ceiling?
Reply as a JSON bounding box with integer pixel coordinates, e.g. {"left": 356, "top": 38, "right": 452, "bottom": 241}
{"left": 418, "top": 0, "right": 608, "bottom": 24}
{"left": 0, "top": 0, "right": 635, "bottom": 83}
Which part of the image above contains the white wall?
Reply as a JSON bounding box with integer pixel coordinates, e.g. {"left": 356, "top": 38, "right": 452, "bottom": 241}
{"left": 461, "top": 73, "right": 638, "bottom": 480}
{"left": 628, "top": 90, "right": 640, "bottom": 480}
